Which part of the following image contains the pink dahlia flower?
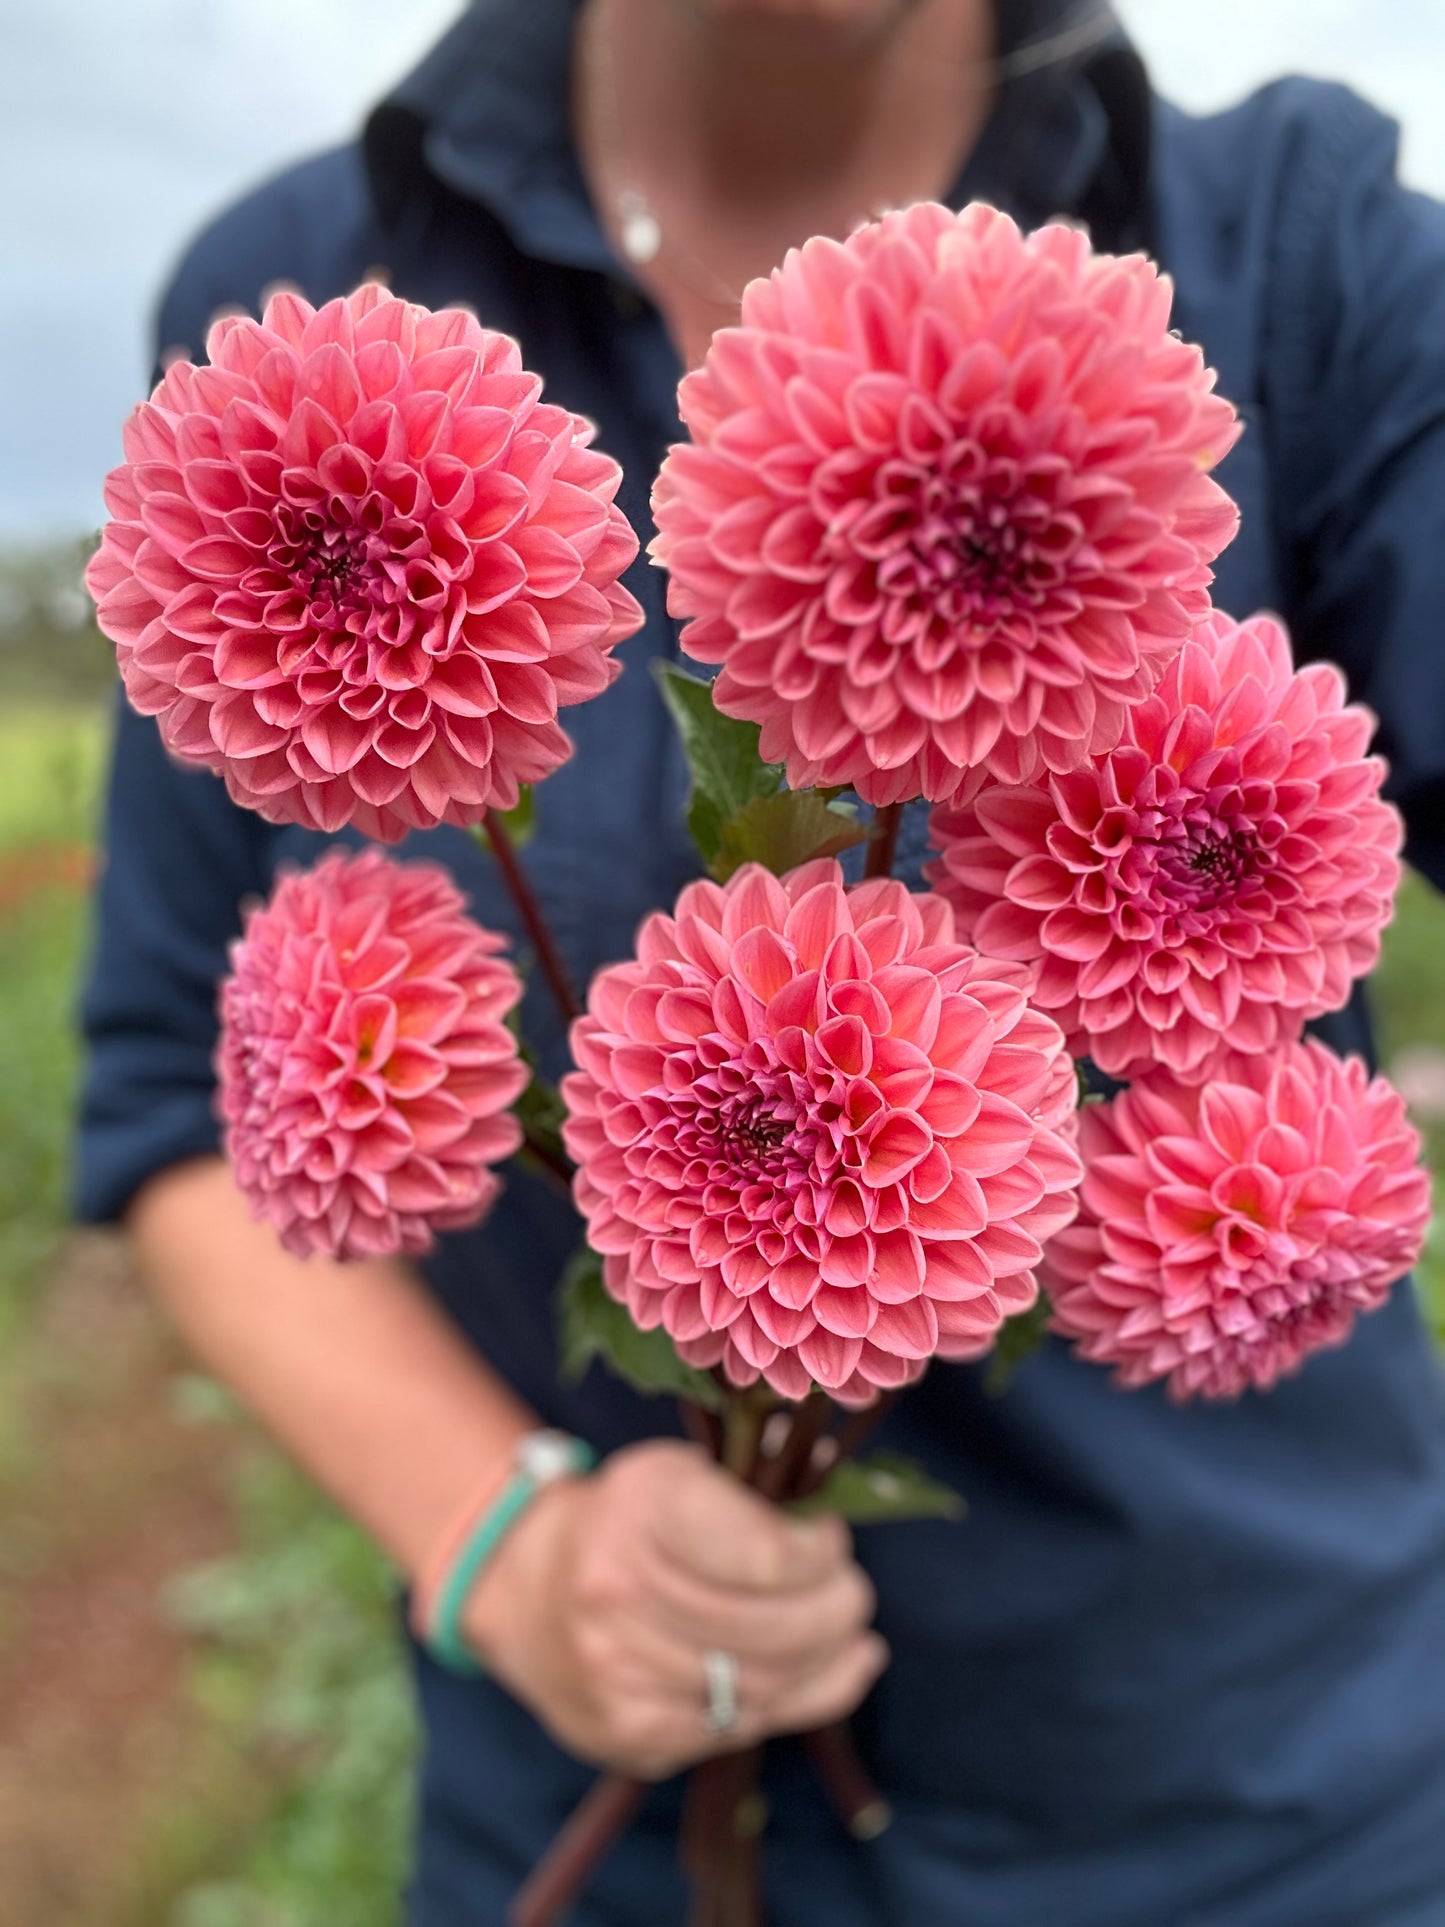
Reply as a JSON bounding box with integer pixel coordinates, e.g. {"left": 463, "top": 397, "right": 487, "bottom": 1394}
{"left": 929, "top": 610, "right": 1402, "bottom": 1082}
{"left": 1042, "top": 1041, "right": 1430, "bottom": 1399}
{"left": 561, "top": 860, "right": 1081, "bottom": 1405}
{"left": 87, "top": 285, "right": 643, "bottom": 838}
{"left": 651, "top": 202, "right": 1239, "bottom": 805}
{"left": 218, "top": 849, "right": 527, "bottom": 1259}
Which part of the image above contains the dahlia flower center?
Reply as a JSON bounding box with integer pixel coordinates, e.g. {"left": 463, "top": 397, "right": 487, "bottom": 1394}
{"left": 857, "top": 457, "right": 1082, "bottom": 643}
{"left": 1169, "top": 826, "right": 1263, "bottom": 906}
{"left": 270, "top": 500, "right": 409, "bottom": 631}
{"left": 691, "top": 1064, "right": 820, "bottom": 1191}
{"left": 1134, "top": 805, "right": 1270, "bottom": 919}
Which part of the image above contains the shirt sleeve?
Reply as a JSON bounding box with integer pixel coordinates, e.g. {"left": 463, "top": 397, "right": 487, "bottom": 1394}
{"left": 1275, "top": 90, "right": 1445, "bottom": 890}
{"left": 74, "top": 695, "right": 274, "bottom": 1222}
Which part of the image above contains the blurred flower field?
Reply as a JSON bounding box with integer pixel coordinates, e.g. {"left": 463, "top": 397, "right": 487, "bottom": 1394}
{"left": 0, "top": 546, "right": 1442, "bottom": 1922}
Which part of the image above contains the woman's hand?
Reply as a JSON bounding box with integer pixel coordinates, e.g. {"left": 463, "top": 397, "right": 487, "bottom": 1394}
{"left": 463, "top": 1439, "right": 887, "bottom": 1779}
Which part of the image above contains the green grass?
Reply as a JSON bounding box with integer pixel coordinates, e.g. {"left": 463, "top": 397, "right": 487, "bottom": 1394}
{"left": 154, "top": 1416, "right": 416, "bottom": 1927}
{"left": 0, "top": 705, "right": 106, "bottom": 1324}
{"left": 1376, "top": 869, "right": 1445, "bottom": 1332}
{"left": 0, "top": 701, "right": 107, "bottom": 850}
{"left": 0, "top": 688, "right": 414, "bottom": 1923}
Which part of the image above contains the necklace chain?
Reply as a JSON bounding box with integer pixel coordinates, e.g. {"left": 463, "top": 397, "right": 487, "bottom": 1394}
{"left": 577, "top": 0, "right": 1118, "bottom": 312}
{"left": 580, "top": 3, "right": 752, "bottom": 310}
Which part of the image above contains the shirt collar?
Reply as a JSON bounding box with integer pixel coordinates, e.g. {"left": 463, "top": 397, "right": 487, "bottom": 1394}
{"left": 363, "top": 0, "right": 1151, "bottom": 271}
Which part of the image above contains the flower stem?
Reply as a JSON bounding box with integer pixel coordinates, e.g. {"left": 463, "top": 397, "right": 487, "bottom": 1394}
{"left": 755, "top": 1390, "right": 833, "bottom": 1502}
{"left": 479, "top": 809, "right": 582, "bottom": 1029}
{"left": 803, "top": 1725, "right": 893, "bottom": 1841}
{"left": 516, "top": 1123, "right": 575, "bottom": 1194}
{"left": 794, "top": 1387, "right": 903, "bottom": 1502}
{"left": 507, "top": 1772, "right": 648, "bottom": 1927}
{"left": 512, "top": 1385, "right": 895, "bottom": 1923}
{"left": 682, "top": 1746, "right": 767, "bottom": 1927}
{"left": 721, "top": 1385, "right": 774, "bottom": 1481}
{"left": 864, "top": 802, "right": 904, "bottom": 880}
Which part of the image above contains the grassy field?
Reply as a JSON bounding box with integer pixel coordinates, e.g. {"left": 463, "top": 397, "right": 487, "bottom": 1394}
{"left": 1, "top": 654, "right": 1444, "bottom": 1920}
{"left": 0, "top": 696, "right": 414, "bottom": 1924}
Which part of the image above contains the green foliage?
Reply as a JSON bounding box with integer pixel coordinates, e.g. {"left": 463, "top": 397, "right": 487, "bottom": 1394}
{"left": 0, "top": 705, "right": 106, "bottom": 1325}
{"left": 0, "top": 887, "right": 90, "bottom": 1322}
{"left": 558, "top": 1244, "right": 722, "bottom": 1408}
{"left": 0, "top": 702, "right": 106, "bottom": 857}
{"left": 984, "top": 1294, "right": 1054, "bottom": 1395}
{"left": 163, "top": 1439, "right": 416, "bottom": 1927}
{"left": 495, "top": 784, "right": 535, "bottom": 848}
{"left": 654, "top": 663, "right": 785, "bottom": 864}
{"left": 512, "top": 1064, "right": 569, "bottom": 1175}
{"left": 0, "top": 538, "right": 115, "bottom": 705}
{"left": 1374, "top": 867, "right": 1445, "bottom": 1328}
{"left": 712, "top": 788, "right": 865, "bottom": 882}
{"left": 790, "top": 1451, "right": 966, "bottom": 1524}
{"left": 654, "top": 664, "right": 863, "bottom": 880}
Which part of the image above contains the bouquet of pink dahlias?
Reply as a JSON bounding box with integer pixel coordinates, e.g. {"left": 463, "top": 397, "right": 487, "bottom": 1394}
{"left": 87, "top": 207, "right": 1432, "bottom": 1927}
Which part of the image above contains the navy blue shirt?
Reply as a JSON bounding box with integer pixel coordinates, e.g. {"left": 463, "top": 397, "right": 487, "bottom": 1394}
{"left": 78, "top": 4, "right": 1445, "bottom": 1921}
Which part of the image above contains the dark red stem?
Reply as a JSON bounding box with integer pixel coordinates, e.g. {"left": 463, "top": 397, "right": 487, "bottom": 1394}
{"left": 517, "top": 1123, "right": 576, "bottom": 1195}
{"left": 481, "top": 808, "right": 582, "bottom": 1029}
{"left": 864, "top": 802, "right": 904, "bottom": 880}
{"left": 508, "top": 1772, "right": 648, "bottom": 1927}
{"left": 682, "top": 1746, "right": 767, "bottom": 1927}
{"left": 803, "top": 1725, "right": 893, "bottom": 1841}
{"left": 680, "top": 1396, "right": 726, "bottom": 1460}
{"left": 755, "top": 1390, "right": 833, "bottom": 1503}
{"left": 515, "top": 1386, "right": 898, "bottom": 1923}
{"left": 794, "top": 1388, "right": 903, "bottom": 1502}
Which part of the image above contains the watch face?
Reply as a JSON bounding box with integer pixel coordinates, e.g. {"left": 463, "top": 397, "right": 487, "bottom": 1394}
{"left": 517, "top": 1429, "right": 582, "bottom": 1485}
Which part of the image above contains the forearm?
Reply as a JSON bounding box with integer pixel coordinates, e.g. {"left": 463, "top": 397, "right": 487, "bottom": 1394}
{"left": 127, "top": 1155, "right": 536, "bottom": 1581}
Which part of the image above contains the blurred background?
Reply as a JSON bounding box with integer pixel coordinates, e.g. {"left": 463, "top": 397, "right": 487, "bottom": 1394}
{"left": 3, "top": 4, "right": 1444, "bottom": 1922}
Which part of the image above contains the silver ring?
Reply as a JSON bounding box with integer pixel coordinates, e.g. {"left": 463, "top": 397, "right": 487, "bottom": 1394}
{"left": 702, "top": 1648, "right": 741, "bottom": 1736}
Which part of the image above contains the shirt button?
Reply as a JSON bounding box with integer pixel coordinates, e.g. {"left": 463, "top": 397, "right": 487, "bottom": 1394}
{"left": 608, "top": 278, "right": 645, "bottom": 319}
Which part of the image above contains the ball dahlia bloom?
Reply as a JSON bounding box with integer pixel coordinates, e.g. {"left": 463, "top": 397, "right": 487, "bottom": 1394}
{"left": 1042, "top": 1042, "right": 1431, "bottom": 1400}
{"left": 87, "top": 285, "right": 643, "bottom": 838}
{"left": 651, "top": 202, "right": 1239, "bottom": 806}
{"left": 561, "top": 860, "right": 1082, "bottom": 1405}
{"left": 929, "top": 610, "right": 1402, "bottom": 1082}
{"left": 218, "top": 849, "right": 527, "bottom": 1259}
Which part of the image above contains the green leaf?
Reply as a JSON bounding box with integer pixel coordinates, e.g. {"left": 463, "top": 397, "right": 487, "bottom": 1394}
{"left": 557, "top": 1246, "right": 723, "bottom": 1409}
{"left": 984, "top": 1293, "right": 1054, "bottom": 1396}
{"left": 512, "top": 1068, "right": 568, "bottom": 1173}
{"left": 496, "top": 783, "right": 535, "bottom": 847}
{"left": 789, "top": 1451, "right": 965, "bottom": 1524}
{"left": 712, "top": 789, "right": 866, "bottom": 883}
{"left": 654, "top": 663, "right": 784, "bottom": 864}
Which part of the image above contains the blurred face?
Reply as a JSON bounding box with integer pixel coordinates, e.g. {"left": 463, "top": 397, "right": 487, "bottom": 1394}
{"left": 679, "top": 0, "right": 923, "bottom": 51}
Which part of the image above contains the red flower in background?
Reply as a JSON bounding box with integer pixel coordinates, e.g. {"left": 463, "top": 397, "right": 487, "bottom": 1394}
{"left": 218, "top": 850, "right": 527, "bottom": 1259}
{"left": 87, "top": 285, "right": 642, "bottom": 839}
{"left": 1042, "top": 1041, "right": 1430, "bottom": 1400}
{"left": 652, "top": 202, "right": 1239, "bottom": 806}
{"left": 929, "top": 611, "right": 1401, "bottom": 1082}
{"left": 561, "top": 860, "right": 1081, "bottom": 1406}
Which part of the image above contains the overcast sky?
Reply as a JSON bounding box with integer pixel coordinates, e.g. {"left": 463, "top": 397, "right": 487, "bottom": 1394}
{"left": 4, "top": 0, "right": 1443, "bottom": 544}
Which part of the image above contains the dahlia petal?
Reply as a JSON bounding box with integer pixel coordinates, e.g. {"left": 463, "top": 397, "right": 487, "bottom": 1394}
{"left": 91, "top": 285, "right": 634, "bottom": 839}
{"left": 1045, "top": 1039, "right": 1428, "bottom": 1400}
{"left": 562, "top": 861, "right": 1079, "bottom": 1399}
{"left": 217, "top": 851, "right": 523, "bottom": 1259}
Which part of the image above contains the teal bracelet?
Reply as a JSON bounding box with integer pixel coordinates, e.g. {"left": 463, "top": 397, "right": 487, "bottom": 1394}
{"left": 427, "top": 1433, "right": 596, "bottom": 1676}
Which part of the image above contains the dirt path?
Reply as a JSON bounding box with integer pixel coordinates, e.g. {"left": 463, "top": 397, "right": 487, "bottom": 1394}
{"left": 0, "top": 1233, "right": 248, "bottom": 1927}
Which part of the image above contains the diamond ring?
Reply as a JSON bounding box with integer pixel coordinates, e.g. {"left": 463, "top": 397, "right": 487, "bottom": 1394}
{"left": 702, "top": 1649, "right": 741, "bottom": 1736}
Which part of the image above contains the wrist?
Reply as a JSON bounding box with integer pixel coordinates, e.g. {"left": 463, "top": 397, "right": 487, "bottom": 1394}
{"left": 461, "top": 1470, "right": 585, "bottom": 1673}
{"left": 412, "top": 1429, "right": 595, "bottom": 1675}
